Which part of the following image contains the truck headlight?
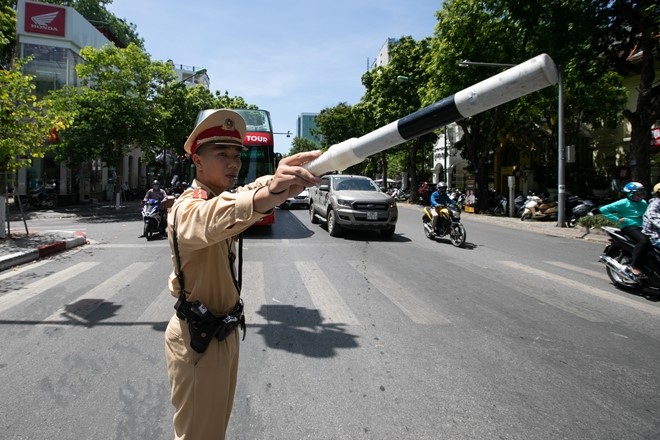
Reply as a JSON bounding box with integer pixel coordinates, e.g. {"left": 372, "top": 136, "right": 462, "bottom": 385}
{"left": 336, "top": 199, "right": 352, "bottom": 208}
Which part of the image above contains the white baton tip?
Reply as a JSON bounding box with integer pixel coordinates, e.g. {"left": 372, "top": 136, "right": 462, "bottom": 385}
{"left": 455, "top": 53, "right": 559, "bottom": 118}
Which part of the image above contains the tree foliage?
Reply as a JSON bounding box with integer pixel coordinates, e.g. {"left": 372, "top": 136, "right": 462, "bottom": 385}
{"left": 361, "top": 36, "right": 435, "bottom": 191}
{"left": 0, "top": 0, "right": 15, "bottom": 68}
{"left": 594, "top": 0, "right": 660, "bottom": 186}
{"left": 46, "top": 43, "right": 171, "bottom": 167}
{"left": 0, "top": 59, "right": 71, "bottom": 172}
{"left": 288, "top": 136, "right": 320, "bottom": 156}
{"left": 426, "top": 0, "right": 627, "bottom": 209}
{"left": 312, "top": 102, "right": 370, "bottom": 174}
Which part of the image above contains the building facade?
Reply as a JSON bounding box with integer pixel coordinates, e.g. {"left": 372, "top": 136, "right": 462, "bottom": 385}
{"left": 297, "top": 112, "right": 320, "bottom": 145}
{"left": 14, "top": 0, "right": 208, "bottom": 203}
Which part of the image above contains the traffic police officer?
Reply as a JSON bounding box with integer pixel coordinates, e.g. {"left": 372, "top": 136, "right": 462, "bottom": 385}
{"left": 164, "top": 109, "right": 321, "bottom": 439}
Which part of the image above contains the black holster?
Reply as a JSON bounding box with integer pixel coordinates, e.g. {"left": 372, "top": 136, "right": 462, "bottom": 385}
{"left": 175, "top": 297, "right": 246, "bottom": 354}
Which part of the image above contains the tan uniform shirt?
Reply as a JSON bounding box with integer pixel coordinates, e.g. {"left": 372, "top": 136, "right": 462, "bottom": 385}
{"left": 167, "top": 177, "right": 273, "bottom": 315}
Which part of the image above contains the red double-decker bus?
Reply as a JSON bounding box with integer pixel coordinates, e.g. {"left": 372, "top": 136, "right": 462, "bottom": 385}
{"left": 233, "top": 109, "right": 277, "bottom": 225}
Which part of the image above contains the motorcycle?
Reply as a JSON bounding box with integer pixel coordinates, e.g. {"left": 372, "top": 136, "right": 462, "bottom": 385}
{"left": 489, "top": 193, "right": 507, "bottom": 215}
{"left": 513, "top": 193, "right": 528, "bottom": 217}
{"left": 422, "top": 205, "right": 467, "bottom": 247}
{"left": 26, "top": 186, "right": 58, "bottom": 209}
{"left": 389, "top": 187, "right": 409, "bottom": 202}
{"left": 520, "top": 195, "right": 557, "bottom": 221}
{"left": 141, "top": 198, "right": 166, "bottom": 241}
{"left": 449, "top": 188, "right": 466, "bottom": 211}
{"left": 566, "top": 196, "right": 595, "bottom": 228}
{"left": 599, "top": 226, "right": 660, "bottom": 293}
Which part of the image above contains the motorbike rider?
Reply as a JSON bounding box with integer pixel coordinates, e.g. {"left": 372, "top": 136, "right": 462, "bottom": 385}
{"left": 142, "top": 180, "right": 169, "bottom": 232}
{"left": 430, "top": 182, "right": 456, "bottom": 231}
{"left": 599, "top": 182, "right": 650, "bottom": 276}
{"left": 143, "top": 180, "right": 168, "bottom": 203}
{"left": 642, "top": 183, "right": 660, "bottom": 250}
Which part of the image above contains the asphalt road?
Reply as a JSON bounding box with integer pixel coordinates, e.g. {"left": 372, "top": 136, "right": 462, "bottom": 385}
{"left": 0, "top": 205, "right": 658, "bottom": 440}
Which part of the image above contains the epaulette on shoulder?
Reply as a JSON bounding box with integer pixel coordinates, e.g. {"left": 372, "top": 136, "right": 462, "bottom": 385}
{"left": 192, "top": 188, "right": 208, "bottom": 200}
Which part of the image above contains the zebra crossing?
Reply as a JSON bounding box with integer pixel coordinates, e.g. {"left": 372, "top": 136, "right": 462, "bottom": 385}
{"left": 1, "top": 256, "right": 658, "bottom": 329}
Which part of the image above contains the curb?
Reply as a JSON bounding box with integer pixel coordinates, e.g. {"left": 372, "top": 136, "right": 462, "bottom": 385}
{"left": 0, "top": 231, "right": 87, "bottom": 272}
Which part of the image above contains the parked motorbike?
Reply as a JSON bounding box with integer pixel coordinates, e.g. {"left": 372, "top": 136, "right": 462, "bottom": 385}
{"left": 422, "top": 205, "right": 467, "bottom": 247}
{"left": 599, "top": 226, "right": 660, "bottom": 293}
{"left": 490, "top": 194, "right": 508, "bottom": 215}
{"left": 513, "top": 193, "right": 527, "bottom": 217}
{"left": 566, "top": 196, "right": 595, "bottom": 228}
{"left": 449, "top": 188, "right": 466, "bottom": 211}
{"left": 389, "top": 187, "right": 409, "bottom": 202}
{"left": 26, "top": 186, "right": 58, "bottom": 209}
{"left": 520, "top": 194, "right": 557, "bottom": 221}
{"left": 141, "top": 198, "right": 166, "bottom": 241}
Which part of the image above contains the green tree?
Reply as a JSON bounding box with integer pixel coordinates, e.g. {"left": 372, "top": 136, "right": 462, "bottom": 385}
{"left": 288, "top": 137, "right": 319, "bottom": 156}
{"left": 361, "top": 36, "right": 435, "bottom": 196}
{"left": 313, "top": 102, "right": 369, "bottom": 174}
{"left": 594, "top": 0, "right": 660, "bottom": 186}
{"left": 0, "top": 60, "right": 71, "bottom": 173}
{"left": 427, "top": 0, "right": 626, "bottom": 210}
{"left": 0, "top": 0, "right": 15, "bottom": 68}
{"left": 46, "top": 43, "right": 171, "bottom": 174}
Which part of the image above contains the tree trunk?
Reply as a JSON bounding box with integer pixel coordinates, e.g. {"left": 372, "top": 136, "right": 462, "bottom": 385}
{"left": 623, "top": 38, "right": 657, "bottom": 188}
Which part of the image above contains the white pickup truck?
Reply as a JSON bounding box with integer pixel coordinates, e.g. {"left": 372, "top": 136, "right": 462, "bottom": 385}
{"left": 308, "top": 174, "right": 398, "bottom": 238}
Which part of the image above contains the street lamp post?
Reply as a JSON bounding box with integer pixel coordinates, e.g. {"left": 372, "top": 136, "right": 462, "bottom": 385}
{"left": 444, "top": 126, "right": 448, "bottom": 185}
{"left": 459, "top": 59, "right": 565, "bottom": 227}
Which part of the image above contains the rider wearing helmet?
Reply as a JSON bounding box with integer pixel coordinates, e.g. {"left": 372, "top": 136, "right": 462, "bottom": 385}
{"left": 642, "top": 182, "right": 660, "bottom": 249}
{"left": 430, "top": 182, "right": 456, "bottom": 231}
{"left": 143, "top": 180, "right": 168, "bottom": 204}
{"left": 599, "top": 182, "right": 650, "bottom": 276}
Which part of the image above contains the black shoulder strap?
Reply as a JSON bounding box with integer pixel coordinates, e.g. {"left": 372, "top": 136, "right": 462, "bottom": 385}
{"left": 171, "top": 206, "right": 186, "bottom": 297}
{"left": 228, "top": 235, "right": 243, "bottom": 295}
{"left": 171, "top": 202, "right": 244, "bottom": 298}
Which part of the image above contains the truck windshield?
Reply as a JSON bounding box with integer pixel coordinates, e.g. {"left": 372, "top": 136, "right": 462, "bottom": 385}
{"left": 333, "top": 178, "right": 378, "bottom": 191}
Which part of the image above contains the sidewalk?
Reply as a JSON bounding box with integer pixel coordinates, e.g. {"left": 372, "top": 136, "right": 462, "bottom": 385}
{"left": 0, "top": 200, "right": 141, "bottom": 272}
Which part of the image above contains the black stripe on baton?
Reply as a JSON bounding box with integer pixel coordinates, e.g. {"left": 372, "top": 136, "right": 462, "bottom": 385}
{"left": 396, "top": 95, "right": 462, "bottom": 141}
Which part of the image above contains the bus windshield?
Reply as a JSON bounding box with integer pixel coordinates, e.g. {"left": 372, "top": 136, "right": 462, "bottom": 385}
{"left": 233, "top": 109, "right": 272, "bottom": 133}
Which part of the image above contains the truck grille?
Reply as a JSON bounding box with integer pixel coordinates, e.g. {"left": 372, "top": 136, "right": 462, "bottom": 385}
{"left": 352, "top": 202, "right": 389, "bottom": 211}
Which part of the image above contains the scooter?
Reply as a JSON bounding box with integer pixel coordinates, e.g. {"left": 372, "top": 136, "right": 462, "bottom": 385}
{"left": 567, "top": 196, "right": 595, "bottom": 228}
{"left": 27, "top": 186, "right": 58, "bottom": 209}
{"left": 449, "top": 188, "right": 466, "bottom": 211}
{"left": 141, "top": 199, "right": 166, "bottom": 241}
{"left": 599, "top": 226, "right": 660, "bottom": 293}
{"left": 520, "top": 195, "right": 557, "bottom": 221}
{"left": 422, "top": 205, "right": 467, "bottom": 247}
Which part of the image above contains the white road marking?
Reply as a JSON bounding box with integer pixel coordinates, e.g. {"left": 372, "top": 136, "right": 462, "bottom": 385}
{"left": 546, "top": 260, "right": 609, "bottom": 281}
{"left": 242, "top": 261, "right": 268, "bottom": 325}
{"left": 41, "top": 262, "right": 153, "bottom": 324}
{"left": 500, "top": 260, "right": 660, "bottom": 318}
{"left": 348, "top": 261, "right": 450, "bottom": 325}
{"left": 296, "top": 261, "right": 360, "bottom": 325}
{"left": 0, "top": 260, "right": 51, "bottom": 281}
{"left": 0, "top": 262, "right": 99, "bottom": 313}
{"left": 137, "top": 287, "right": 174, "bottom": 323}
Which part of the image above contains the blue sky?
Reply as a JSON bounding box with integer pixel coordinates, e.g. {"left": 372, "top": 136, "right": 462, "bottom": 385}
{"left": 106, "top": 1, "right": 441, "bottom": 154}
